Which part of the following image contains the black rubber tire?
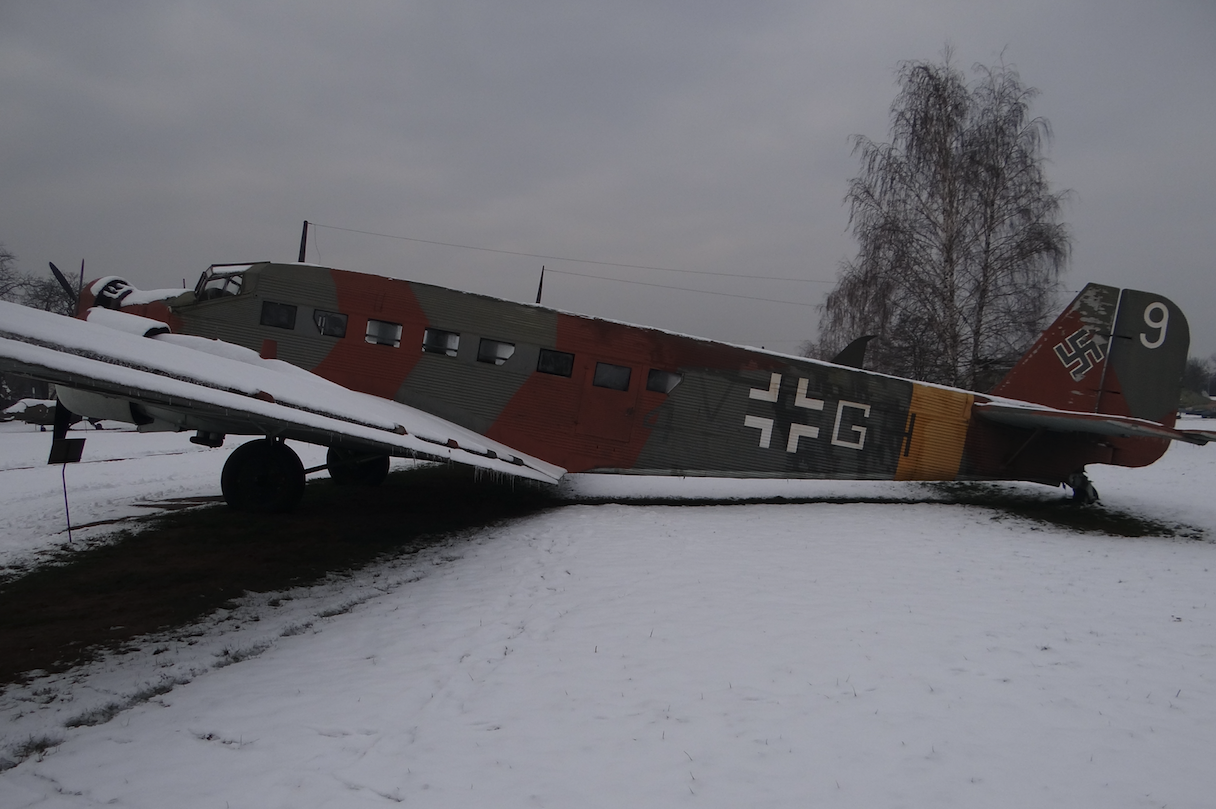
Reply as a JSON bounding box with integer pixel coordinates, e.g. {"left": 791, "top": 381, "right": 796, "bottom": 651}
{"left": 1069, "top": 477, "right": 1099, "bottom": 505}
{"left": 221, "top": 439, "right": 305, "bottom": 513}
{"left": 326, "top": 447, "right": 390, "bottom": 487}
{"left": 1072, "top": 482, "right": 1099, "bottom": 505}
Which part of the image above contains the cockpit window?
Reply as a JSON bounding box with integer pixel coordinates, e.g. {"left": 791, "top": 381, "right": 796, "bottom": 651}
{"left": 194, "top": 265, "right": 249, "bottom": 301}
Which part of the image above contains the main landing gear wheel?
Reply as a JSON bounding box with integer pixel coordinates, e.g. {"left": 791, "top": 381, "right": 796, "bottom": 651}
{"left": 221, "top": 439, "right": 305, "bottom": 513}
{"left": 326, "top": 447, "right": 390, "bottom": 487}
{"left": 1067, "top": 472, "right": 1100, "bottom": 505}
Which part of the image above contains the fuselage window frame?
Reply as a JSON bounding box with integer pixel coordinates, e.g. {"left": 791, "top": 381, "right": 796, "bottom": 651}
{"left": 260, "top": 300, "right": 298, "bottom": 330}
{"left": 537, "top": 348, "right": 575, "bottom": 377}
{"left": 422, "top": 328, "right": 460, "bottom": 357}
{"left": 477, "top": 338, "right": 516, "bottom": 366}
{"left": 646, "top": 369, "right": 683, "bottom": 394}
{"left": 593, "top": 362, "right": 632, "bottom": 392}
{"left": 366, "top": 318, "right": 404, "bottom": 348}
{"left": 313, "top": 309, "right": 348, "bottom": 338}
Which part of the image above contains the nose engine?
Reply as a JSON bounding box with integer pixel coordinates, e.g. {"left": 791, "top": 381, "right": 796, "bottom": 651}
{"left": 91, "top": 277, "right": 135, "bottom": 309}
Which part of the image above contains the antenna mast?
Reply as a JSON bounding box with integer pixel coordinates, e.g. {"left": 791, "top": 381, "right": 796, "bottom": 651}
{"left": 298, "top": 220, "right": 309, "bottom": 262}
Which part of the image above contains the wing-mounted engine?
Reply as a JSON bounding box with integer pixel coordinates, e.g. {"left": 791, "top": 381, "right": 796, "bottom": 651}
{"left": 57, "top": 307, "right": 177, "bottom": 429}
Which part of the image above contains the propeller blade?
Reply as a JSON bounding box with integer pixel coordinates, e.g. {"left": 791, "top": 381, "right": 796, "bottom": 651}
{"left": 48, "top": 262, "right": 78, "bottom": 310}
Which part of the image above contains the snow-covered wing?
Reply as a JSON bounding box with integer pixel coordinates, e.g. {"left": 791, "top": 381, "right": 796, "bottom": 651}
{"left": 974, "top": 400, "right": 1216, "bottom": 446}
{"left": 0, "top": 301, "right": 565, "bottom": 483}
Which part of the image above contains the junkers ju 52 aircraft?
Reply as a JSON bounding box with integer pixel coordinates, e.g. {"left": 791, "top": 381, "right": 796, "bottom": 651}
{"left": 1, "top": 259, "right": 1212, "bottom": 512}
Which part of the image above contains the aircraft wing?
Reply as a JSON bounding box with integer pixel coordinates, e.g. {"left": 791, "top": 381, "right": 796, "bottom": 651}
{"left": 973, "top": 400, "right": 1216, "bottom": 446}
{"left": 0, "top": 301, "right": 565, "bottom": 483}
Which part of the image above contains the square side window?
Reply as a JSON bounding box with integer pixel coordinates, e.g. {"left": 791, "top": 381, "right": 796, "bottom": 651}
{"left": 313, "top": 310, "right": 348, "bottom": 338}
{"left": 366, "top": 319, "right": 403, "bottom": 348}
{"left": 646, "top": 369, "right": 683, "bottom": 394}
{"left": 537, "top": 348, "right": 574, "bottom": 377}
{"left": 593, "top": 362, "right": 632, "bottom": 391}
{"left": 422, "top": 328, "right": 460, "bottom": 357}
{"left": 260, "top": 301, "right": 297, "bottom": 330}
{"left": 477, "top": 338, "right": 516, "bottom": 366}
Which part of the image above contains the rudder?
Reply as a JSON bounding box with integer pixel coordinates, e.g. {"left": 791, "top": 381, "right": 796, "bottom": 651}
{"left": 991, "top": 283, "right": 1189, "bottom": 426}
{"left": 1101, "top": 288, "right": 1189, "bottom": 425}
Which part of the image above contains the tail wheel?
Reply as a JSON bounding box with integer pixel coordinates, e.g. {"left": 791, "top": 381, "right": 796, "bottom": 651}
{"left": 327, "top": 447, "right": 390, "bottom": 487}
{"left": 221, "top": 439, "right": 305, "bottom": 513}
{"left": 1067, "top": 472, "right": 1100, "bottom": 505}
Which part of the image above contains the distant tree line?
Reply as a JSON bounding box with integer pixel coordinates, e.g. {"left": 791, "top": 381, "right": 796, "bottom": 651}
{"left": 0, "top": 243, "right": 80, "bottom": 405}
{"left": 0, "top": 244, "right": 78, "bottom": 317}
{"left": 1181, "top": 355, "right": 1216, "bottom": 407}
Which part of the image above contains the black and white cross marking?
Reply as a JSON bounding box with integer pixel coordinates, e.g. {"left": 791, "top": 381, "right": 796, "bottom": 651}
{"left": 743, "top": 372, "right": 871, "bottom": 453}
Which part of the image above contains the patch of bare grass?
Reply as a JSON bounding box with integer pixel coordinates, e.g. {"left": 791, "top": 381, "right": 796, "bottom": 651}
{"left": 0, "top": 465, "right": 558, "bottom": 684}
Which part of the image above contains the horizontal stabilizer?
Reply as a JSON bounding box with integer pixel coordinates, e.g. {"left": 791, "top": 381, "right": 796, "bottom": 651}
{"left": 974, "top": 401, "right": 1214, "bottom": 446}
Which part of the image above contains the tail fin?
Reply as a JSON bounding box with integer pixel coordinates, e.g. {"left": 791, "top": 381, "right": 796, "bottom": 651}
{"left": 991, "top": 283, "right": 1189, "bottom": 426}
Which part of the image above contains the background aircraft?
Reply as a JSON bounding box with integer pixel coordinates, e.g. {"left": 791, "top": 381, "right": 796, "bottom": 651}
{"left": 1, "top": 261, "right": 1212, "bottom": 512}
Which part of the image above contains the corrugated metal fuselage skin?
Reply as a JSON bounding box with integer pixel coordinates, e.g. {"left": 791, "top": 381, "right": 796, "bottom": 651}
{"left": 158, "top": 263, "right": 1103, "bottom": 483}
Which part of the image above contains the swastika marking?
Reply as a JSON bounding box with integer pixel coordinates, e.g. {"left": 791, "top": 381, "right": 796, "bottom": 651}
{"left": 1053, "top": 327, "right": 1106, "bottom": 381}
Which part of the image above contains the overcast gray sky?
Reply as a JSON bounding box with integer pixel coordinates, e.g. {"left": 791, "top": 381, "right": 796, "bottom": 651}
{"left": 3, "top": 1, "right": 1214, "bottom": 359}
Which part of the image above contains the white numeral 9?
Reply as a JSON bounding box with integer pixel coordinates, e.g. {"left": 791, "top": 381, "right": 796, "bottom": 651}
{"left": 1140, "top": 302, "right": 1169, "bottom": 349}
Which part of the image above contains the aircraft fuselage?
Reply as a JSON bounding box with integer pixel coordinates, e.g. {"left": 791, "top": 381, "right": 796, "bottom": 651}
{"left": 106, "top": 262, "right": 1139, "bottom": 485}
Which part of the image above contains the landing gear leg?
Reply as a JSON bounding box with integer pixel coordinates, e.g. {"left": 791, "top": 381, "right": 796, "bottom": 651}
{"left": 221, "top": 438, "right": 305, "bottom": 513}
{"left": 1067, "top": 471, "right": 1099, "bottom": 505}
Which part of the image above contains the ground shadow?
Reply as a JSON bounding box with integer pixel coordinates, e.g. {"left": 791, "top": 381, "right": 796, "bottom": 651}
{"left": 0, "top": 465, "right": 557, "bottom": 685}
{"left": 568, "top": 481, "right": 1193, "bottom": 540}
{"left": 0, "top": 473, "right": 1197, "bottom": 686}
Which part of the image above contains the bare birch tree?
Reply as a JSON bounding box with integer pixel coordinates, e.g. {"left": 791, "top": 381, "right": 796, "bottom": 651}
{"left": 0, "top": 244, "right": 23, "bottom": 302}
{"left": 814, "top": 53, "right": 1070, "bottom": 391}
{"left": 21, "top": 273, "right": 79, "bottom": 316}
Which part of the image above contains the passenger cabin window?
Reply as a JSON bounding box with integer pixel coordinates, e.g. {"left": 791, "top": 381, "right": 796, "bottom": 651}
{"left": 477, "top": 338, "right": 516, "bottom": 366}
{"left": 260, "top": 301, "right": 297, "bottom": 330}
{"left": 646, "top": 369, "right": 683, "bottom": 394}
{"left": 366, "top": 319, "right": 403, "bottom": 348}
{"left": 422, "top": 328, "right": 460, "bottom": 357}
{"left": 537, "top": 348, "right": 574, "bottom": 377}
{"left": 593, "top": 362, "right": 632, "bottom": 391}
{"left": 313, "top": 310, "right": 348, "bottom": 338}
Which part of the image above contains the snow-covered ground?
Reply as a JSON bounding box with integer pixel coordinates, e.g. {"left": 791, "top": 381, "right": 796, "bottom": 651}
{"left": 0, "top": 423, "right": 332, "bottom": 579}
{"left": 1, "top": 421, "right": 1215, "bottom": 807}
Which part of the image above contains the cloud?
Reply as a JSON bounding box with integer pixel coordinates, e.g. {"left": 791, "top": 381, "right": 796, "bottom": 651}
{"left": 1, "top": 0, "right": 1213, "bottom": 355}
